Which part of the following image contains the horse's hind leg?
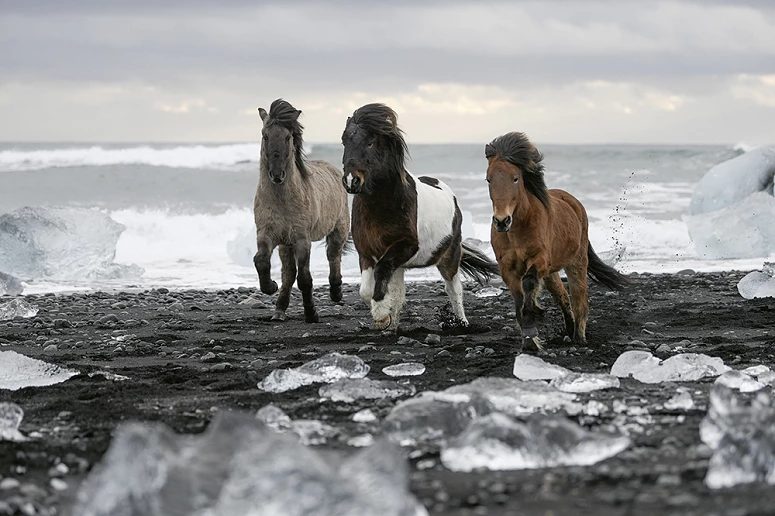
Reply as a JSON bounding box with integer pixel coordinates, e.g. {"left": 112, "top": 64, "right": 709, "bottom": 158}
{"left": 254, "top": 233, "right": 278, "bottom": 295}
{"left": 294, "top": 239, "right": 319, "bottom": 323}
{"left": 544, "top": 272, "right": 575, "bottom": 341}
{"left": 566, "top": 265, "right": 589, "bottom": 345}
{"left": 325, "top": 227, "right": 346, "bottom": 303}
{"left": 272, "top": 245, "right": 297, "bottom": 321}
{"left": 437, "top": 247, "right": 468, "bottom": 326}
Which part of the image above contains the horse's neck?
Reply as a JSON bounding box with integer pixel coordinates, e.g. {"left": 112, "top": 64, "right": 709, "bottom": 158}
{"left": 512, "top": 191, "right": 545, "bottom": 227}
{"left": 362, "top": 171, "right": 410, "bottom": 211}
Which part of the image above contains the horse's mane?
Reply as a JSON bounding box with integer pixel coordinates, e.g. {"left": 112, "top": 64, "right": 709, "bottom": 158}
{"left": 267, "top": 98, "right": 308, "bottom": 177}
{"left": 485, "top": 132, "right": 549, "bottom": 208}
{"left": 349, "top": 103, "right": 409, "bottom": 177}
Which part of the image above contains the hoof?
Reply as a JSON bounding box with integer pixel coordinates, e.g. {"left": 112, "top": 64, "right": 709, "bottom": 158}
{"left": 523, "top": 335, "right": 546, "bottom": 352}
{"left": 330, "top": 285, "right": 343, "bottom": 303}
{"left": 260, "top": 280, "right": 278, "bottom": 295}
{"left": 304, "top": 309, "right": 319, "bottom": 323}
{"left": 373, "top": 315, "right": 392, "bottom": 331}
{"left": 521, "top": 326, "right": 539, "bottom": 338}
{"left": 271, "top": 310, "right": 286, "bottom": 321}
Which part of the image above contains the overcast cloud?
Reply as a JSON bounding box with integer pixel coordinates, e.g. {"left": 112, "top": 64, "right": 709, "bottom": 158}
{"left": 1, "top": 0, "right": 774, "bottom": 143}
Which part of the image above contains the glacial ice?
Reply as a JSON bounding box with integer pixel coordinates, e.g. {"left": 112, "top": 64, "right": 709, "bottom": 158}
{"left": 513, "top": 354, "right": 569, "bottom": 380}
{"left": 0, "top": 206, "right": 143, "bottom": 280}
{"left": 0, "top": 271, "right": 23, "bottom": 296}
{"left": 737, "top": 264, "right": 775, "bottom": 299}
{"left": 382, "top": 362, "right": 426, "bottom": 377}
{"left": 0, "top": 298, "right": 38, "bottom": 320}
{"left": 0, "top": 351, "right": 78, "bottom": 390}
{"left": 550, "top": 372, "right": 620, "bottom": 393}
{"left": 664, "top": 390, "right": 694, "bottom": 411}
{"left": 474, "top": 286, "right": 502, "bottom": 298}
{"left": 320, "top": 378, "right": 416, "bottom": 402}
{"left": 256, "top": 404, "right": 337, "bottom": 445}
{"left": 73, "top": 412, "right": 426, "bottom": 516}
{"left": 611, "top": 350, "right": 730, "bottom": 383}
{"left": 700, "top": 385, "right": 775, "bottom": 489}
{"left": 258, "top": 352, "right": 370, "bottom": 393}
{"left": 440, "top": 413, "right": 630, "bottom": 472}
{"left": 689, "top": 146, "right": 775, "bottom": 216}
{"left": 0, "top": 402, "right": 28, "bottom": 442}
{"left": 383, "top": 377, "right": 583, "bottom": 448}
{"left": 714, "top": 371, "right": 765, "bottom": 392}
{"left": 513, "top": 354, "right": 619, "bottom": 392}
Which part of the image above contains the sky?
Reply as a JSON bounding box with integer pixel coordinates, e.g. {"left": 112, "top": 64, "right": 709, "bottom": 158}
{"left": 1, "top": 0, "right": 774, "bottom": 144}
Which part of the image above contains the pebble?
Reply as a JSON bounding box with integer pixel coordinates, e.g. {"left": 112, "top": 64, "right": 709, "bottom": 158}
{"left": 424, "top": 333, "right": 441, "bottom": 345}
{"left": 43, "top": 344, "right": 57, "bottom": 353}
{"left": 209, "top": 362, "right": 233, "bottom": 372}
{"left": 200, "top": 352, "right": 218, "bottom": 362}
{"left": 0, "top": 478, "right": 20, "bottom": 490}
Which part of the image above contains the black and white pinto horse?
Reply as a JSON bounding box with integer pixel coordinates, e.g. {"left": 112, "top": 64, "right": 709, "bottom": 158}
{"left": 341, "top": 103, "right": 499, "bottom": 330}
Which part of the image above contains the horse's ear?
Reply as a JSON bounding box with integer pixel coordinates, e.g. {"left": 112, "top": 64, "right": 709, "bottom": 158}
{"left": 258, "top": 107, "right": 268, "bottom": 122}
{"left": 484, "top": 143, "right": 496, "bottom": 158}
{"left": 292, "top": 109, "right": 302, "bottom": 121}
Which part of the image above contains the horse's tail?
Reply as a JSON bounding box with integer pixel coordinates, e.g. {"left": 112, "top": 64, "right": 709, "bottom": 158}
{"left": 587, "top": 243, "right": 628, "bottom": 290}
{"left": 460, "top": 243, "right": 501, "bottom": 285}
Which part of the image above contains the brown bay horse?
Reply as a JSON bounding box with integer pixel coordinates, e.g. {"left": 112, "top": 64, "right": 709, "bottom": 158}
{"left": 485, "top": 132, "right": 627, "bottom": 347}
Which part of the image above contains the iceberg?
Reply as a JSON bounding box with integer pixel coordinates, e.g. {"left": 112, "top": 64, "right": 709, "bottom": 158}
{"left": 0, "top": 206, "right": 143, "bottom": 280}
{"left": 0, "top": 350, "right": 78, "bottom": 390}
{"left": 258, "top": 352, "right": 370, "bottom": 393}
{"left": 73, "top": 411, "right": 426, "bottom": 516}
{"left": 440, "top": 413, "right": 630, "bottom": 472}
{"left": 687, "top": 147, "right": 775, "bottom": 259}
{"left": 0, "top": 271, "right": 23, "bottom": 296}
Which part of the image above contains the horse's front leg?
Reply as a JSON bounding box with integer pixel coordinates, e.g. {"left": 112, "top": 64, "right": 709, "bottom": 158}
{"left": 371, "top": 241, "right": 418, "bottom": 330}
{"left": 520, "top": 266, "right": 542, "bottom": 339}
{"left": 254, "top": 233, "right": 277, "bottom": 295}
{"left": 272, "top": 244, "right": 297, "bottom": 321}
{"left": 294, "top": 239, "right": 318, "bottom": 323}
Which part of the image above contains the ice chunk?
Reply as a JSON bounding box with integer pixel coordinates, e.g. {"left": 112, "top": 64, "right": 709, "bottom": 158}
{"left": 382, "top": 363, "right": 426, "bottom": 377}
{"left": 664, "top": 390, "right": 694, "bottom": 410}
{"left": 611, "top": 350, "right": 729, "bottom": 383}
{"left": 512, "top": 354, "right": 569, "bottom": 380}
{"left": 383, "top": 391, "right": 494, "bottom": 447}
{"left": 74, "top": 412, "right": 426, "bottom": 516}
{"left": 714, "top": 370, "right": 765, "bottom": 392}
{"left": 474, "top": 286, "right": 502, "bottom": 298}
{"left": 0, "top": 350, "right": 78, "bottom": 390}
{"left": 0, "top": 271, "right": 23, "bottom": 296}
{"left": 700, "top": 385, "right": 775, "bottom": 489}
{"left": 0, "top": 298, "right": 38, "bottom": 320}
{"left": 742, "top": 364, "right": 771, "bottom": 377}
{"left": 347, "top": 434, "right": 375, "bottom": 447}
{"left": 445, "top": 377, "right": 582, "bottom": 416}
{"left": 256, "top": 404, "right": 337, "bottom": 445}
{"left": 352, "top": 408, "right": 378, "bottom": 423}
{"left": 440, "top": 413, "right": 630, "bottom": 472}
{"left": 258, "top": 352, "right": 370, "bottom": 393}
{"left": 320, "top": 378, "right": 415, "bottom": 402}
{"left": 0, "top": 402, "right": 28, "bottom": 442}
{"left": 689, "top": 146, "right": 775, "bottom": 216}
{"left": 256, "top": 403, "right": 293, "bottom": 431}
{"left": 738, "top": 267, "right": 775, "bottom": 299}
{"left": 0, "top": 206, "right": 143, "bottom": 280}
{"left": 550, "top": 372, "right": 620, "bottom": 393}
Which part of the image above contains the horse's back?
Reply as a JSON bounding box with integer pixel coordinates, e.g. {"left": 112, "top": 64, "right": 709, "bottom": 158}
{"left": 405, "top": 174, "right": 458, "bottom": 267}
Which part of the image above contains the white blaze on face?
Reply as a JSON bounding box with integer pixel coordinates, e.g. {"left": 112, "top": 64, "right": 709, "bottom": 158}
{"left": 406, "top": 174, "right": 457, "bottom": 267}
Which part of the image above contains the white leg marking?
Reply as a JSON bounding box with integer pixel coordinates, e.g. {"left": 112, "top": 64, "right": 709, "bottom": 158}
{"left": 389, "top": 269, "right": 406, "bottom": 328}
{"left": 444, "top": 272, "right": 469, "bottom": 325}
{"left": 360, "top": 267, "right": 374, "bottom": 303}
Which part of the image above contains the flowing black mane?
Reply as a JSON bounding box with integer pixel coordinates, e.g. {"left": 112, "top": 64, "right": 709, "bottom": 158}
{"left": 485, "top": 132, "right": 549, "bottom": 208}
{"left": 267, "top": 98, "right": 307, "bottom": 177}
{"left": 349, "top": 103, "right": 409, "bottom": 176}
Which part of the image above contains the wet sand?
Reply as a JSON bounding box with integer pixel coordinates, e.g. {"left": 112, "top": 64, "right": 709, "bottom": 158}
{"left": 1, "top": 271, "right": 774, "bottom": 515}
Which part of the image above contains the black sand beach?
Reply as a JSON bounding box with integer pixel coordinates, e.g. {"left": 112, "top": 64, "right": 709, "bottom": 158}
{"left": 1, "top": 271, "right": 774, "bottom": 515}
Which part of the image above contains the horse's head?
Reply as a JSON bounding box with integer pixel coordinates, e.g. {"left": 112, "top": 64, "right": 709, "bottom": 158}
{"left": 485, "top": 132, "right": 548, "bottom": 232}
{"left": 341, "top": 103, "right": 408, "bottom": 195}
{"left": 258, "top": 99, "right": 306, "bottom": 185}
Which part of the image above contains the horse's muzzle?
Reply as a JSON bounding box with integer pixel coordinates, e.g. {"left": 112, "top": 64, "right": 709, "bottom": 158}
{"left": 342, "top": 172, "right": 363, "bottom": 194}
{"left": 493, "top": 215, "right": 512, "bottom": 232}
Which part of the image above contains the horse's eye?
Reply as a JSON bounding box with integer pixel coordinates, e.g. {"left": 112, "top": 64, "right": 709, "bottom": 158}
{"left": 262, "top": 135, "right": 268, "bottom": 141}
{"left": 286, "top": 135, "right": 291, "bottom": 142}
{"left": 486, "top": 178, "right": 491, "bottom": 183}
{"left": 367, "top": 140, "right": 374, "bottom": 149}
{"left": 513, "top": 177, "right": 519, "bottom": 183}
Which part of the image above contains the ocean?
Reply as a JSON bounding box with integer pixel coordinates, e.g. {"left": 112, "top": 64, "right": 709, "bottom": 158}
{"left": 0, "top": 142, "right": 767, "bottom": 293}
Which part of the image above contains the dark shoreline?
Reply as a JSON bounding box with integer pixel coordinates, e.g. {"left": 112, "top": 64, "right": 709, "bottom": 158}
{"left": 1, "top": 271, "right": 774, "bottom": 515}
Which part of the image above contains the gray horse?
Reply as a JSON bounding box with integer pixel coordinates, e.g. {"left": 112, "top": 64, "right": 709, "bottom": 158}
{"left": 253, "top": 99, "right": 350, "bottom": 322}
